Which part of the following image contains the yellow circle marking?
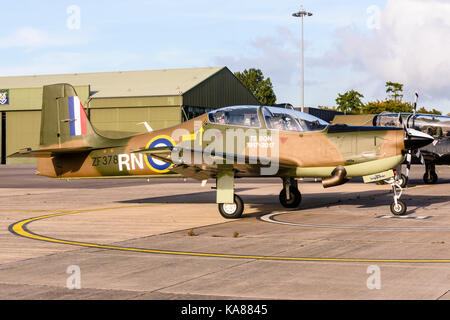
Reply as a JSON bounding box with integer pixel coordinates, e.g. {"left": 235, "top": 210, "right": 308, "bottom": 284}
{"left": 9, "top": 206, "right": 450, "bottom": 263}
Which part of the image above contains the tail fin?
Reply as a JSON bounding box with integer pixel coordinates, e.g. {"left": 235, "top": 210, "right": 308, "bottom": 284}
{"left": 40, "top": 83, "right": 103, "bottom": 149}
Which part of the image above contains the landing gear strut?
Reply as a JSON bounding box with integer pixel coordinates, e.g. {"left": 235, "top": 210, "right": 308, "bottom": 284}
{"left": 216, "top": 165, "right": 244, "bottom": 219}
{"left": 385, "top": 177, "right": 407, "bottom": 215}
{"left": 279, "top": 177, "right": 302, "bottom": 208}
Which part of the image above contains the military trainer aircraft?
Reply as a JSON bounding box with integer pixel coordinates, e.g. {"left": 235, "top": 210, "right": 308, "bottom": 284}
{"left": 374, "top": 112, "right": 450, "bottom": 186}
{"left": 333, "top": 93, "right": 450, "bottom": 187}
{"left": 10, "top": 84, "right": 434, "bottom": 217}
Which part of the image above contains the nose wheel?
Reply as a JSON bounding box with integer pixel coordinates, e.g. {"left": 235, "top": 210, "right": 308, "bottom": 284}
{"left": 385, "top": 177, "right": 407, "bottom": 215}
{"left": 390, "top": 200, "right": 407, "bottom": 216}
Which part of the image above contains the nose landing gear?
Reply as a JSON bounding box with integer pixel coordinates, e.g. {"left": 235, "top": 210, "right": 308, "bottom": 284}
{"left": 385, "top": 177, "right": 407, "bottom": 215}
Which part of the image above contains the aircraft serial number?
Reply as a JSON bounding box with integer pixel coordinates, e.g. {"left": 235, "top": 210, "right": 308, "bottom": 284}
{"left": 92, "top": 155, "right": 119, "bottom": 167}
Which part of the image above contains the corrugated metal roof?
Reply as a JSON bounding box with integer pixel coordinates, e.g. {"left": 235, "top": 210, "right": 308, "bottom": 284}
{"left": 0, "top": 67, "right": 225, "bottom": 98}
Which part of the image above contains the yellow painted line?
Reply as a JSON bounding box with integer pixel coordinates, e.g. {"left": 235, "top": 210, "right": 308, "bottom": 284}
{"left": 8, "top": 205, "right": 450, "bottom": 264}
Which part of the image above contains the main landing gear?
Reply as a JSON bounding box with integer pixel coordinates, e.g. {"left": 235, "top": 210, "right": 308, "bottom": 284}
{"left": 217, "top": 177, "right": 302, "bottom": 219}
{"left": 279, "top": 177, "right": 302, "bottom": 208}
{"left": 424, "top": 163, "right": 438, "bottom": 184}
{"left": 216, "top": 166, "right": 245, "bottom": 219}
{"left": 217, "top": 174, "right": 409, "bottom": 218}
{"left": 395, "top": 171, "right": 408, "bottom": 188}
{"left": 218, "top": 194, "right": 244, "bottom": 219}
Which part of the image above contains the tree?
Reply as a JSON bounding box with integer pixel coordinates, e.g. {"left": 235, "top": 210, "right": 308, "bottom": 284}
{"left": 234, "top": 68, "right": 276, "bottom": 106}
{"left": 385, "top": 81, "right": 404, "bottom": 102}
{"left": 355, "top": 81, "right": 444, "bottom": 115}
{"left": 318, "top": 105, "right": 337, "bottom": 111}
{"left": 416, "top": 107, "right": 442, "bottom": 115}
{"left": 362, "top": 100, "right": 413, "bottom": 114}
{"left": 335, "top": 90, "right": 364, "bottom": 114}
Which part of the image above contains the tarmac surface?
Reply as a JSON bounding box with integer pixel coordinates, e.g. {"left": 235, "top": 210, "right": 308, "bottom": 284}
{"left": 1, "top": 164, "right": 450, "bottom": 300}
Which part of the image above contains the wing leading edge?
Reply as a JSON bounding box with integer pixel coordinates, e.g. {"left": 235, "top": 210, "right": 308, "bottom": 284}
{"left": 132, "top": 146, "right": 296, "bottom": 180}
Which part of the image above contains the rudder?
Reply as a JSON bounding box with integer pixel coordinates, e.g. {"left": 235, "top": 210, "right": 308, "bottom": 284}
{"left": 40, "top": 84, "right": 103, "bottom": 149}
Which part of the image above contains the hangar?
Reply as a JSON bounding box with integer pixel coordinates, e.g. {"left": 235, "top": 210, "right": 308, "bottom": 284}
{"left": 0, "top": 66, "right": 260, "bottom": 164}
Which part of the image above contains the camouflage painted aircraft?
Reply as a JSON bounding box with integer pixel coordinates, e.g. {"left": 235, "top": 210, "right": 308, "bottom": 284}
{"left": 10, "top": 84, "right": 434, "bottom": 217}
{"left": 333, "top": 93, "right": 450, "bottom": 187}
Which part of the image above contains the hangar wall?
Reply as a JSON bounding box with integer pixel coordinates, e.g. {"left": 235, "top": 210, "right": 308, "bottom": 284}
{"left": 90, "top": 106, "right": 181, "bottom": 138}
{"left": 6, "top": 111, "right": 41, "bottom": 164}
{"left": 0, "top": 86, "right": 89, "bottom": 164}
{"left": 88, "top": 95, "right": 183, "bottom": 137}
{"left": 183, "top": 67, "right": 260, "bottom": 108}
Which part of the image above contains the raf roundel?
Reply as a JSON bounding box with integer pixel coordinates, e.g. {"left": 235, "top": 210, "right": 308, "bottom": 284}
{"left": 144, "top": 135, "right": 175, "bottom": 173}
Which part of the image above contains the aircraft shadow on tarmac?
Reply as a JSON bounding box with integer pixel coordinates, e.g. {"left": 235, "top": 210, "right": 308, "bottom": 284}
{"left": 119, "top": 183, "right": 450, "bottom": 218}
{"left": 119, "top": 187, "right": 254, "bottom": 204}
{"left": 245, "top": 192, "right": 450, "bottom": 218}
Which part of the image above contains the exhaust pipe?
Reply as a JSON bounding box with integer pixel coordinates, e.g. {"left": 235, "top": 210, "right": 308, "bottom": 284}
{"left": 322, "top": 165, "right": 349, "bottom": 188}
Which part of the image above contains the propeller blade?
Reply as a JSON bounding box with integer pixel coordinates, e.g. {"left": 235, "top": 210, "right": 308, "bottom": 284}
{"left": 413, "top": 92, "right": 419, "bottom": 115}
{"left": 401, "top": 92, "right": 424, "bottom": 187}
{"left": 404, "top": 150, "right": 412, "bottom": 185}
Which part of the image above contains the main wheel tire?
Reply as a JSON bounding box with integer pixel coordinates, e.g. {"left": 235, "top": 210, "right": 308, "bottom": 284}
{"left": 398, "top": 173, "right": 408, "bottom": 188}
{"left": 423, "top": 171, "right": 438, "bottom": 184}
{"left": 390, "top": 200, "right": 407, "bottom": 216}
{"left": 279, "top": 186, "right": 302, "bottom": 208}
{"left": 218, "top": 195, "right": 244, "bottom": 219}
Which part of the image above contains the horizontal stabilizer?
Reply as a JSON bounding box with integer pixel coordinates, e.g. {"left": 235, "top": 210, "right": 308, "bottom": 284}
{"left": 132, "top": 146, "right": 173, "bottom": 155}
{"left": 8, "top": 146, "right": 94, "bottom": 158}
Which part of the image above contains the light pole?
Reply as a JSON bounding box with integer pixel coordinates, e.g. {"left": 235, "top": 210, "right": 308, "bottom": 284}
{"left": 292, "top": 7, "right": 312, "bottom": 113}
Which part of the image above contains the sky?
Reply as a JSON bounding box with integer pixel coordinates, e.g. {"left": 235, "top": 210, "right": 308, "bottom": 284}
{"left": 1, "top": 0, "right": 450, "bottom": 114}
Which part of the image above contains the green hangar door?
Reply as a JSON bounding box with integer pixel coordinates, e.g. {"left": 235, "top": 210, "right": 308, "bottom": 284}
{"left": 5, "top": 111, "right": 41, "bottom": 164}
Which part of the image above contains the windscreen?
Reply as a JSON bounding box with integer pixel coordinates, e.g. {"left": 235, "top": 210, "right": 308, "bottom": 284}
{"left": 208, "top": 106, "right": 261, "bottom": 128}
{"left": 262, "top": 106, "right": 329, "bottom": 132}
{"left": 374, "top": 114, "right": 405, "bottom": 127}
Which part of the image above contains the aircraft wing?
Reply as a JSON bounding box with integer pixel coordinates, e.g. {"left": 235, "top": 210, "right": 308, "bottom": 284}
{"left": 132, "top": 146, "right": 296, "bottom": 180}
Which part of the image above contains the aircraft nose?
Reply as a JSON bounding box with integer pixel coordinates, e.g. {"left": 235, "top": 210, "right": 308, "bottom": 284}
{"left": 404, "top": 128, "right": 435, "bottom": 150}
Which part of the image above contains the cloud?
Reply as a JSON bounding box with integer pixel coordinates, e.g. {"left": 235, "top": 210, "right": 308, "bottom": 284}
{"left": 0, "top": 27, "right": 83, "bottom": 48}
{"left": 215, "top": 27, "right": 305, "bottom": 102}
{"left": 0, "top": 51, "right": 141, "bottom": 77}
{"left": 321, "top": 0, "right": 450, "bottom": 109}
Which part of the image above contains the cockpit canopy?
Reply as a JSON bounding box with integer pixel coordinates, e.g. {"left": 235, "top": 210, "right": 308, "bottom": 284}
{"left": 374, "top": 113, "right": 450, "bottom": 139}
{"left": 208, "top": 106, "right": 261, "bottom": 128}
{"left": 208, "top": 105, "right": 329, "bottom": 132}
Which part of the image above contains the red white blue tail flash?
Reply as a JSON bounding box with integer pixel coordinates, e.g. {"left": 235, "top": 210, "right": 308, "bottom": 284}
{"left": 68, "top": 96, "right": 87, "bottom": 136}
